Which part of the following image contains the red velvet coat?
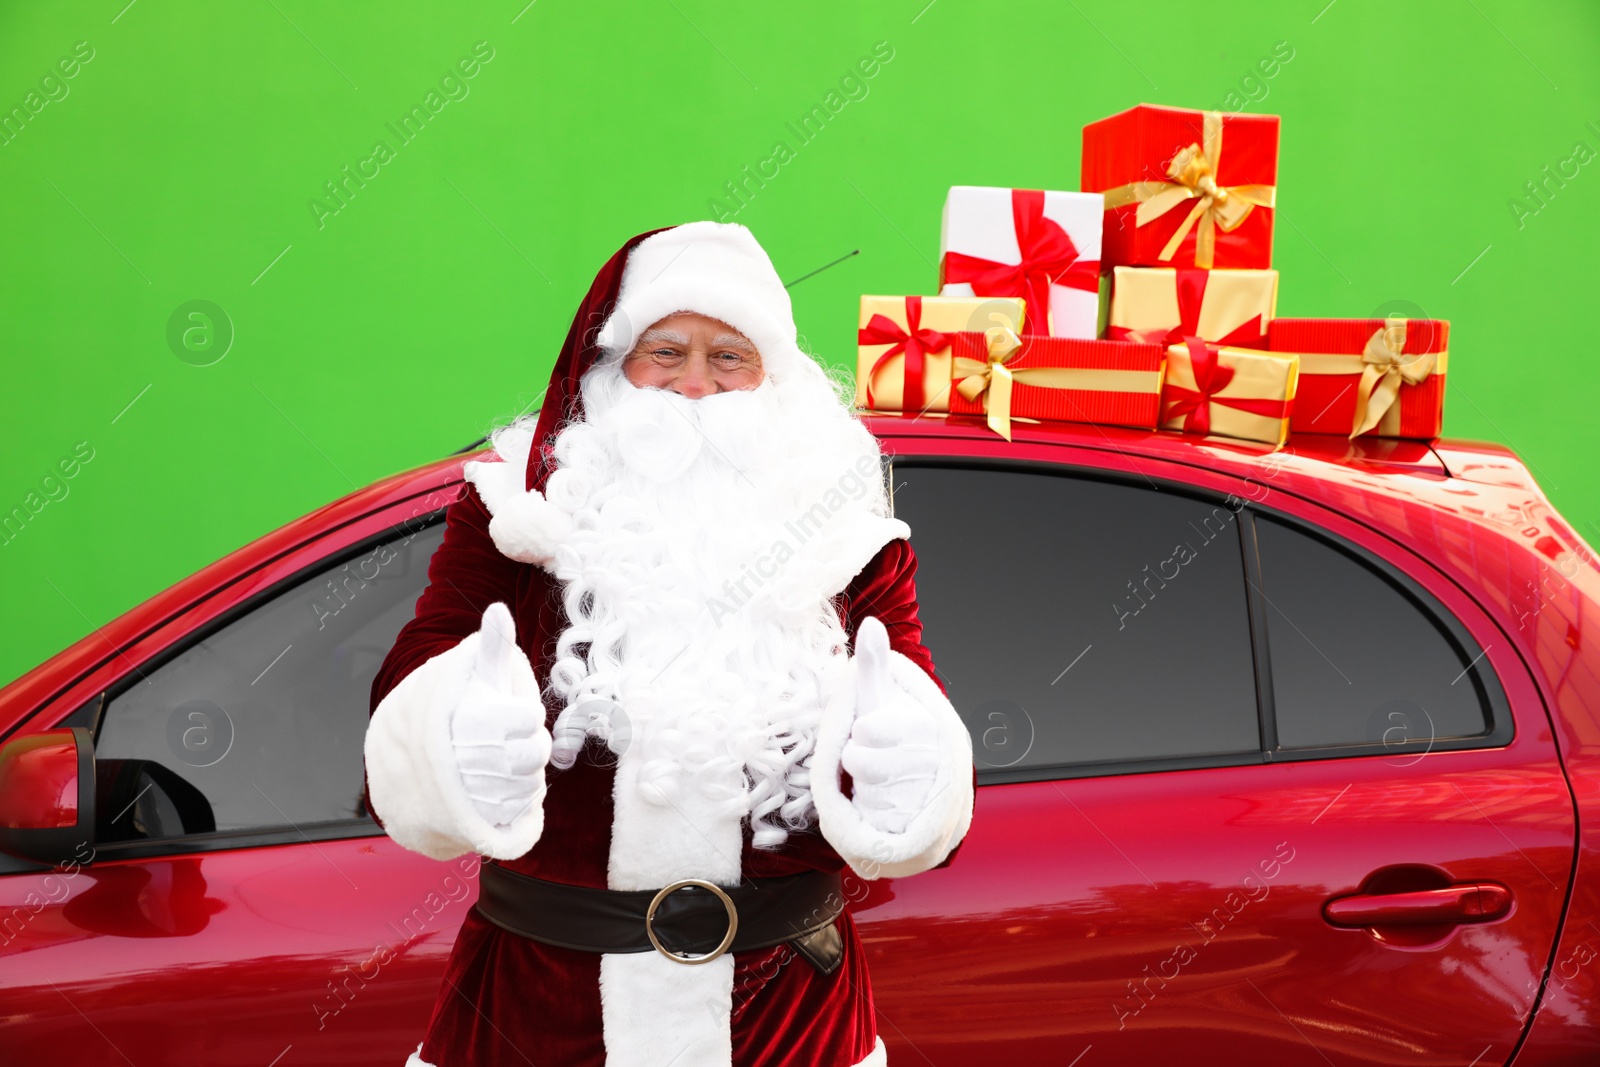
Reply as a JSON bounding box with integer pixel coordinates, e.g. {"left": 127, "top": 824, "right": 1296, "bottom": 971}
{"left": 369, "top": 482, "right": 959, "bottom": 1067}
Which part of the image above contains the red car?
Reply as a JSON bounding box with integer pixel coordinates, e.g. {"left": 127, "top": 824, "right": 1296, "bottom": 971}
{"left": 2, "top": 416, "right": 1598, "bottom": 1067}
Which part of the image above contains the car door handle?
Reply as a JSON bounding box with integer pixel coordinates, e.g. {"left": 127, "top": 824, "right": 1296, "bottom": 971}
{"left": 1323, "top": 883, "right": 1512, "bottom": 927}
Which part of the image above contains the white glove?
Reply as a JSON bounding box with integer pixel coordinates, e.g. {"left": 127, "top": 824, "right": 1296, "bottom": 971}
{"left": 841, "top": 616, "right": 943, "bottom": 834}
{"left": 450, "top": 603, "right": 552, "bottom": 829}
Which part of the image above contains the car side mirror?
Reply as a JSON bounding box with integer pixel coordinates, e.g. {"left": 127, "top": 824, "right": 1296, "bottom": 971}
{"left": 0, "top": 727, "right": 95, "bottom": 865}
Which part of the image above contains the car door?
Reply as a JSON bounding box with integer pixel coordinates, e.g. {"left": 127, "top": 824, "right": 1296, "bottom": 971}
{"left": 861, "top": 460, "right": 1574, "bottom": 1067}
{"left": 0, "top": 517, "right": 468, "bottom": 1066}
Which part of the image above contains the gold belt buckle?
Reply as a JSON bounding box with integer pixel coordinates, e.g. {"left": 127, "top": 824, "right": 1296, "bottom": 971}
{"left": 645, "top": 879, "right": 739, "bottom": 965}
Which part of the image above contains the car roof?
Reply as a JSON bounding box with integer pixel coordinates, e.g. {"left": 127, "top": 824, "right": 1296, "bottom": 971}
{"left": 867, "top": 413, "right": 1592, "bottom": 589}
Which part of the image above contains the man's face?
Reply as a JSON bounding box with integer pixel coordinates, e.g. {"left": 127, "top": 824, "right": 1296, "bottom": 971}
{"left": 621, "top": 312, "right": 764, "bottom": 398}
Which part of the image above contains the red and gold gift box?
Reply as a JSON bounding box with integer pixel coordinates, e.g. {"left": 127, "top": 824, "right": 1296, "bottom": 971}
{"left": 1083, "top": 104, "right": 1279, "bottom": 270}
{"left": 1161, "top": 339, "right": 1298, "bottom": 446}
{"left": 1268, "top": 317, "right": 1449, "bottom": 439}
{"left": 938, "top": 185, "right": 1103, "bottom": 338}
{"left": 1107, "top": 266, "right": 1277, "bottom": 348}
{"left": 856, "top": 294, "right": 1026, "bottom": 413}
{"left": 947, "top": 328, "right": 1166, "bottom": 440}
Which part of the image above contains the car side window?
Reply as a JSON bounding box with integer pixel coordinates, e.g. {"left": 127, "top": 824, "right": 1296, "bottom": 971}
{"left": 92, "top": 521, "right": 446, "bottom": 844}
{"left": 892, "top": 464, "right": 1260, "bottom": 776}
{"left": 1253, "top": 515, "right": 1492, "bottom": 751}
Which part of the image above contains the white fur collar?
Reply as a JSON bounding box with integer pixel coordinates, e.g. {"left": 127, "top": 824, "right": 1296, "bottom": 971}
{"left": 462, "top": 426, "right": 573, "bottom": 568}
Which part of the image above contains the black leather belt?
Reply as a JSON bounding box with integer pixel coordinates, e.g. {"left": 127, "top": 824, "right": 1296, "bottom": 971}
{"left": 475, "top": 863, "right": 847, "bottom": 973}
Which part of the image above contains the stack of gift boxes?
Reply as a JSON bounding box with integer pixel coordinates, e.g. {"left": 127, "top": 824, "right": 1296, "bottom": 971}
{"left": 856, "top": 103, "right": 1450, "bottom": 446}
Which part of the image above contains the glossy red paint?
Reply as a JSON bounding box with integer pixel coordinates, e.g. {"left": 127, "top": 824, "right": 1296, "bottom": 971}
{"left": 0, "top": 415, "right": 1595, "bottom": 1065}
{"left": 0, "top": 730, "right": 79, "bottom": 829}
{"left": 2, "top": 839, "right": 481, "bottom": 1064}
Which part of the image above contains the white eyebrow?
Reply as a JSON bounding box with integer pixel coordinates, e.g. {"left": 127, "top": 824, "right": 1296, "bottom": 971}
{"left": 636, "top": 327, "right": 691, "bottom": 346}
{"left": 711, "top": 333, "right": 756, "bottom": 353}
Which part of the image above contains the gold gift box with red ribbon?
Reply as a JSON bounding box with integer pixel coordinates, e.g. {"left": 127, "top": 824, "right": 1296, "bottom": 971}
{"left": 1267, "top": 317, "right": 1449, "bottom": 439}
{"left": 1107, "top": 265, "right": 1277, "bottom": 349}
{"left": 946, "top": 328, "right": 1166, "bottom": 441}
{"left": 856, "top": 294, "right": 1025, "bottom": 413}
{"left": 1083, "top": 104, "right": 1280, "bottom": 270}
{"left": 1161, "top": 338, "right": 1299, "bottom": 446}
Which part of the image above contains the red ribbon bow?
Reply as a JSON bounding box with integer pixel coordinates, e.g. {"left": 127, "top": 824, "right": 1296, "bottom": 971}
{"left": 1107, "top": 269, "right": 1264, "bottom": 350}
{"left": 941, "top": 189, "right": 1099, "bottom": 334}
{"left": 1162, "top": 337, "right": 1286, "bottom": 436}
{"left": 857, "top": 295, "right": 951, "bottom": 412}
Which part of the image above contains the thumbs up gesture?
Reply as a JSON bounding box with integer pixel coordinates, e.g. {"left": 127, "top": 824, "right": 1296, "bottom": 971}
{"left": 841, "top": 617, "right": 942, "bottom": 835}
{"left": 450, "top": 602, "right": 552, "bottom": 829}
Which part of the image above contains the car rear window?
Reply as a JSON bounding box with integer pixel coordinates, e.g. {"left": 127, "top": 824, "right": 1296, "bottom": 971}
{"left": 1253, "top": 515, "right": 1492, "bottom": 750}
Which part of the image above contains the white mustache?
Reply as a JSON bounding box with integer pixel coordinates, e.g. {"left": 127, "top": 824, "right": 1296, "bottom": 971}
{"left": 594, "top": 377, "right": 777, "bottom": 485}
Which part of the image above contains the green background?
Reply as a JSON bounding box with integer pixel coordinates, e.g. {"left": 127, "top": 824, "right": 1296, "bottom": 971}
{"left": 2, "top": 0, "right": 1596, "bottom": 689}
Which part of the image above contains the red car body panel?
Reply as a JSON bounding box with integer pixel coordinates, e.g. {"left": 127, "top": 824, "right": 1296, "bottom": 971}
{"left": 1, "top": 415, "right": 1595, "bottom": 1065}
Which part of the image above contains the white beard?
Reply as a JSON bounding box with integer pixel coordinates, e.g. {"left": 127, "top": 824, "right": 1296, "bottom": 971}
{"left": 507, "top": 359, "right": 896, "bottom": 853}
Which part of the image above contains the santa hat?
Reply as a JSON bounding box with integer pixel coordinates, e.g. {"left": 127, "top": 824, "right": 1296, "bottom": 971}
{"left": 466, "top": 221, "right": 803, "bottom": 564}
{"left": 593, "top": 221, "right": 800, "bottom": 379}
{"left": 524, "top": 221, "right": 798, "bottom": 493}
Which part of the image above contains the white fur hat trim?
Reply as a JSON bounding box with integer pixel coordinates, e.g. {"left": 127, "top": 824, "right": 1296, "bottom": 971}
{"left": 594, "top": 221, "right": 800, "bottom": 378}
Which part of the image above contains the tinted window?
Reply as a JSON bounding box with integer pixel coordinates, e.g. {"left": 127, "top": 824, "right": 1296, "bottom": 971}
{"left": 894, "top": 465, "right": 1259, "bottom": 773}
{"left": 94, "top": 522, "right": 445, "bottom": 840}
{"left": 1254, "top": 516, "right": 1490, "bottom": 750}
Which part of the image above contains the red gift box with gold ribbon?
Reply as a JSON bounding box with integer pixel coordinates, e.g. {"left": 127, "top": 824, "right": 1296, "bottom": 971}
{"left": 1268, "top": 317, "right": 1449, "bottom": 439}
{"left": 1083, "top": 104, "right": 1279, "bottom": 270}
{"left": 1107, "top": 266, "right": 1277, "bottom": 349}
{"left": 1161, "top": 338, "right": 1298, "bottom": 446}
{"left": 856, "top": 294, "right": 1026, "bottom": 414}
{"left": 947, "top": 328, "right": 1166, "bottom": 441}
{"left": 938, "top": 185, "right": 1103, "bottom": 338}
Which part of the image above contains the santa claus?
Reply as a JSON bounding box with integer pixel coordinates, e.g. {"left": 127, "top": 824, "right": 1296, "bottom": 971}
{"left": 363, "top": 221, "right": 975, "bottom": 1066}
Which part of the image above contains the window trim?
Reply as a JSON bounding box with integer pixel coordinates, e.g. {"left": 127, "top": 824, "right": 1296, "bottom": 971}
{"left": 889, "top": 455, "right": 1512, "bottom": 786}
{"left": 0, "top": 819, "right": 385, "bottom": 876}
{"left": 62, "top": 509, "right": 449, "bottom": 859}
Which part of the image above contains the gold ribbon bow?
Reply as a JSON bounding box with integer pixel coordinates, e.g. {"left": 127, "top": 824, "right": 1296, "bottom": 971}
{"left": 952, "top": 327, "right": 1162, "bottom": 441}
{"left": 954, "top": 326, "right": 1025, "bottom": 441}
{"left": 1350, "top": 318, "right": 1438, "bottom": 438}
{"left": 1102, "top": 110, "right": 1277, "bottom": 269}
